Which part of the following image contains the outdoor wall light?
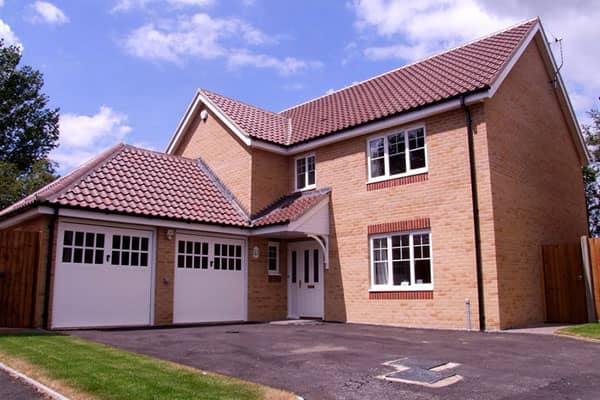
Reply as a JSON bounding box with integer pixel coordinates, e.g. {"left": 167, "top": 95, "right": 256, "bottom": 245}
{"left": 252, "top": 246, "right": 260, "bottom": 259}
{"left": 166, "top": 229, "right": 175, "bottom": 240}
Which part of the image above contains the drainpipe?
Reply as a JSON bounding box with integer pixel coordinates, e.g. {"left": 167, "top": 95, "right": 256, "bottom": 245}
{"left": 461, "top": 96, "right": 486, "bottom": 331}
{"left": 42, "top": 206, "right": 58, "bottom": 330}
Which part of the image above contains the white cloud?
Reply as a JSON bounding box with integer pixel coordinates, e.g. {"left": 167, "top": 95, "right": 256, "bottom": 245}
{"left": 123, "top": 13, "right": 321, "bottom": 75}
{"left": 0, "top": 19, "right": 21, "bottom": 47}
{"left": 112, "top": 0, "right": 214, "bottom": 12}
{"left": 0, "top": 1, "right": 4, "bottom": 7}
{"left": 350, "top": 0, "right": 600, "bottom": 118}
{"left": 31, "top": 1, "right": 69, "bottom": 25}
{"left": 52, "top": 106, "right": 132, "bottom": 171}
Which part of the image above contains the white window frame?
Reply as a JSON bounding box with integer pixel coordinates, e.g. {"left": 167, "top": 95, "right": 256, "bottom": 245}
{"left": 295, "top": 153, "right": 316, "bottom": 191}
{"left": 369, "top": 230, "right": 433, "bottom": 292}
{"left": 267, "top": 241, "right": 280, "bottom": 275}
{"left": 366, "top": 125, "right": 428, "bottom": 183}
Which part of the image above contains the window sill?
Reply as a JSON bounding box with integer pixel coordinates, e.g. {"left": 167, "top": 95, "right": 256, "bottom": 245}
{"left": 369, "top": 290, "right": 433, "bottom": 300}
{"left": 295, "top": 185, "right": 317, "bottom": 193}
{"left": 369, "top": 286, "right": 433, "bottom": 292}
{"left": 367, "top": 168, "right": 428, "bottom": 184}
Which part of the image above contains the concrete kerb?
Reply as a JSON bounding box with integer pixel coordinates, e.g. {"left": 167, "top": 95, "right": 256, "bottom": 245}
{"left": 0, "top": 361, "right": 71, "bottom": 400}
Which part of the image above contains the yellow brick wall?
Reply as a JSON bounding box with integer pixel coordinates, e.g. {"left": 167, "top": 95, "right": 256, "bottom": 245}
{"left": 307, "top": 107, "right": 493, "bottom": 330}
{"left": 485, "top": 39, "right": 588, "bottom": 329}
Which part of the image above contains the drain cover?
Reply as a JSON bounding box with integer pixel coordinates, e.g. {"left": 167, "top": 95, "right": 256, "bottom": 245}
{"left": 389, "top": 357, "right": 447, "bottom": 370}
{"left": 386, "top": 368, "right": 456, "bottom": 384}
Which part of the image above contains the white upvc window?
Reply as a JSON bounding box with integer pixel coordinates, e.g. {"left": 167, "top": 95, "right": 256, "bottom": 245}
{"left": 369, "top": 230, "right": 433, "bottom": 291}
{"left": 267, "top": 242, "right": 280, "bottom": 275}
{"left": 367, "top": 126, "right": 427, "bottom": 182}
{"left": 295, "top": 154, "right": 316, "bottom": 191}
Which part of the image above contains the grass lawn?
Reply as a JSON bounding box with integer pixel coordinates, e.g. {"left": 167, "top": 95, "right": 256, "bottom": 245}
{"left": 557, "top": 323, "right": 600, "bottom": 340}
{"left": 0, "top": 333, "right": 294, "bottom": 400}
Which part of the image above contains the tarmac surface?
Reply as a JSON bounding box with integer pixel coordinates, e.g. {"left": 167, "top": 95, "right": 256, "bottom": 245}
{"left": 72, "top": 322, "right": 600, "bottom": 400}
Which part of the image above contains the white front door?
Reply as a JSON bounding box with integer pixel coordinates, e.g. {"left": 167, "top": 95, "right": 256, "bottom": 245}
{"left": 288, "top": 242, "right": 324, "bottom": 319}
{"left": 173, "top": 234, "right": 246, "bottom": 323}
{"left": 52, "top": 222, "right": 154, "bottom": 329}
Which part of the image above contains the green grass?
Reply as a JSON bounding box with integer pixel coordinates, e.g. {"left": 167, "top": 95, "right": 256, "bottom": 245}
{"left": 0, "top": 333, "right": 281, "bottom": 400}
{"left": 558, "top": 323, "right": 600, "bottom": 340}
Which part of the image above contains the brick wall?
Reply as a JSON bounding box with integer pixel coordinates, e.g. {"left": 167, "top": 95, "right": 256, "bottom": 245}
{"left": 306, "top": 107, "right": 490, "bottom": 330}
{"left": 247, "top": 237, "right": 288, "bottom": 320}
{"left": 154, "top": 227, "right": 175, "bottom": 325}
{"left": 485, "top": 38, "right": 588, "bottom": 329}
{"left": 251, "top": 149, "right": 289, "bottom": 214}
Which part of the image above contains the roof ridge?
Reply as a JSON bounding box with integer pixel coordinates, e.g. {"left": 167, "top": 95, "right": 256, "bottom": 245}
{"left": 199, "top": 88, "right": 282, "bottom": 118}
{"left": 279, "top": 17, "right": 539, "bottom": 114}
{"left": 196, "top": 157, "right": 251, "bottom": 224}
{"left": 124, "top": 144, "right": 198, "bottom": 163}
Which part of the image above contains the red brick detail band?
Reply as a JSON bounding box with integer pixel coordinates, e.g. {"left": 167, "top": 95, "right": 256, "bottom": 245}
{"left": 367, "top": 173, "right": 428, "bottom": 191}
{"left": 368, "top": 217, "right": 430, "bottom": 235}
{"left": 268, "top": 275, "right": 282, "bottom": 283}
{"left": 369, "top": 291, "right": 434, "bottom": 300}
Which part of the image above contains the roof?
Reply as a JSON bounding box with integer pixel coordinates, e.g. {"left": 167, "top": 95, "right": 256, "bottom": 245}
{"left": 251, "top": 189, "right": 330, "bottom": 227}
{"left": 195, "top": 18, "right": 537, "bottom": 146}
{"left": 0, "top": 144, "right": 250, "bottom": 227}
{"left": 0, "top": 144, "right": 330, "bottom": 229}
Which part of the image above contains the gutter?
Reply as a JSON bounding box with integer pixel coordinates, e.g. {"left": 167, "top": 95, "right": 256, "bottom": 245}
{"left": 42, "top": 206, "right": 58, "bottom": 329}
{"left": 461, "top": 96, "right": 486, "bottom": 331}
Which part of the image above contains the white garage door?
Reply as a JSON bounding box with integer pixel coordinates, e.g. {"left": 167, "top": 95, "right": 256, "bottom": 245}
{"left": 173, "top": 234, "right": 246, "bottom": 323}
{"left": 52, "top": 222, "right": 153, "bottom": 329}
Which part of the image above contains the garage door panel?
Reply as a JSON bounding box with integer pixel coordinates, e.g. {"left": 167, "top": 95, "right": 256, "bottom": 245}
{"left": 52, "top": 223, "right": 153, "bottom": 329}
{"left": 173, "top": 235, "right": 246, "bottom": 324}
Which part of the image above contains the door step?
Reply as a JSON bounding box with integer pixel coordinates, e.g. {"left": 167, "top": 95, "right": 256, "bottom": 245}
{"left": 269, "top": 319, "right": 322, "bottom": 326}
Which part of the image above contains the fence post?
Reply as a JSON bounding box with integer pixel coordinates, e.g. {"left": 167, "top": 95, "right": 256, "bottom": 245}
{"left": 580, "top": 236, "right": 597, "bottom": 322}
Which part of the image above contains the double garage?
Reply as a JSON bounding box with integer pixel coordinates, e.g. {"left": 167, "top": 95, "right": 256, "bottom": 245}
{"left": 51, "top": 222, "right": 247, "bottom": 329}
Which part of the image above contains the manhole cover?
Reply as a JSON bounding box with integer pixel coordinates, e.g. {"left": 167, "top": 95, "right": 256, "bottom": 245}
{"left": 388, "top": 358, "right": 447, "bottom": 370}
{"left": 386, "top": 368, "right": 456, "bottom": 384}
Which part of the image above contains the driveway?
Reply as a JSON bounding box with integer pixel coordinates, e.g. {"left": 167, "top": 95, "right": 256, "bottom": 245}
{"left": 72, "top": 322, "right": 600, "bottom": 400}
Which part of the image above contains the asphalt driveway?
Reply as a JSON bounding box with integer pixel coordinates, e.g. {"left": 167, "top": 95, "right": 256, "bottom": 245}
{"left": 0, "top": 369, "right": 48, "bottom": 400}
{"left": 72, "top": 322, "right": 600, "bottom": 400}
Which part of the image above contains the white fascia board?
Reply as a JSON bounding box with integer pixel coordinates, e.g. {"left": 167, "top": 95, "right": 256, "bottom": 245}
{"left": 537, "top": 23, "right": 591, "bottom": 164}
{"left": 488, "top": 22, "right": 540, "bottom": 98}
{"left": 0, "top": 206, "right": 54, "bottom": 230}
{"left": 57, "top": 208, "right": 250, "bottom": 236}
{"left": 253, "top": 92, "right": 488, "bottom": 156}
{"left": 166, "top": 90, "right": 251, "bottom": 154}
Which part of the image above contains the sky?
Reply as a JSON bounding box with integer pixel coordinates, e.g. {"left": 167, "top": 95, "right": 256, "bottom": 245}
{"left": 1, "top": 0, "right": 599, "bottom": 173}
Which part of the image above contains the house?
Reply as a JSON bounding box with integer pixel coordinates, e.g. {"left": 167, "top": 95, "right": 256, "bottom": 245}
{"left": 0, "top": 18, "right": 589, "bottom": 331}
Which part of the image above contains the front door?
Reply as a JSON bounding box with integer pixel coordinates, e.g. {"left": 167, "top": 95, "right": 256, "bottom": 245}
{"left": 288, "top": 242, "right": 324, "bottom": 319}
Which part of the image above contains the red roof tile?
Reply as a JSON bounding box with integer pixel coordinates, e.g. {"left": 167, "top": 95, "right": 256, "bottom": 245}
{"left": 251, "top": 189, "right": 330, "bottom": 227}
{"left": 0, "top": 144, "right": 250, "bottom": 227}
{"left": 201, "top": 19, "right": 537, "bottom": 145}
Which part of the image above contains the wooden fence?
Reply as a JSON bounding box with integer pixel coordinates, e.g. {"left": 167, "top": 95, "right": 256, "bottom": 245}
{"left": 588, "top": 238, "right": 600, "bottom": 321}
{"left": 0, "top": 231, "right": 41, "bottom": 328}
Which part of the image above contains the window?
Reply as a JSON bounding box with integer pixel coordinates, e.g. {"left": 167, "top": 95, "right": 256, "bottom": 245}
{"left": 370, "top": 231, "right": 432, "bottom": 290}
{"left": 214, "top": 243, "right": 242, "bottom": 271}
{"left": 267, "top": 242, "right": 280, "bottom": 275}
{"left": 177, "top": 240, "right": 209, "bottom": 269}
{"left": 367, "top": 127, "right": 427, "bottom": 181}
{"left": 111, "top": 234, "right": 150, "bottom": 267}
{"left": 62, "top": 230, "right": 104, "bottom": 265}
{"left": 295, "top": 154, "right": 316, "bottom": 191}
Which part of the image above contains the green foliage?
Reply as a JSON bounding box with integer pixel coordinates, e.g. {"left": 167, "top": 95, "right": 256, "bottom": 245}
{"left": 0, "top": 334, "right": 263, "bottom": 400}
{"left": 0, "top": 39, "right": 59, "bottom": 210}
{"left": 582, "top": 108, "right": 600, "bottom": 237}
{"left": 558, "top": 323, "right": 600, "bottom": 340}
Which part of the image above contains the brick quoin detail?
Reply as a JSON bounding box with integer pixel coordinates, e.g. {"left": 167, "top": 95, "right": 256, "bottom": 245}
{"left": 366, "top": 173, "right": 428, "bottom": 191}
{"left": 368, "top": 217, "right": 431, "bottom": 235}
{"left": 369, "top": 291, "right": 434, "bottom": 300}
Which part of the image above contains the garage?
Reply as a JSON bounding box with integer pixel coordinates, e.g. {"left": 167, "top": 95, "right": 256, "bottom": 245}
{"left": 52, "top": 222, "right": 154, "bottom": 329}
{"left": 173, "top": 234, "right": 246, "bottom": 323}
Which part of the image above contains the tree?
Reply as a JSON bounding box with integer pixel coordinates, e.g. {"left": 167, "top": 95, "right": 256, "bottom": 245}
{"left": 0, "top": 40, "right": 59, "bottom": 210}
{"left": 582, "top": 108, "right": 600, "bottom": 237}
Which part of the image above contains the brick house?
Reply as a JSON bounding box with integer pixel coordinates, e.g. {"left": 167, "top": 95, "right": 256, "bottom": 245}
{"left": 0, "top": 18, "right": 589, "bottom": 330}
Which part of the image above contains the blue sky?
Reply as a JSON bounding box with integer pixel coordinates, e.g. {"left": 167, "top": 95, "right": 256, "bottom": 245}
{"left": 1, "top": 0, "right": 599, "bottom": 172}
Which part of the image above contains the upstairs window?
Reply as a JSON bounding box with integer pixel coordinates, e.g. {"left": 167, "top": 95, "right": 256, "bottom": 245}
{"left": 367, "top": 127, "right": 427, "bottom": 181}
{"left": 295, "top": 154, "right": 316, "bottom": 191}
